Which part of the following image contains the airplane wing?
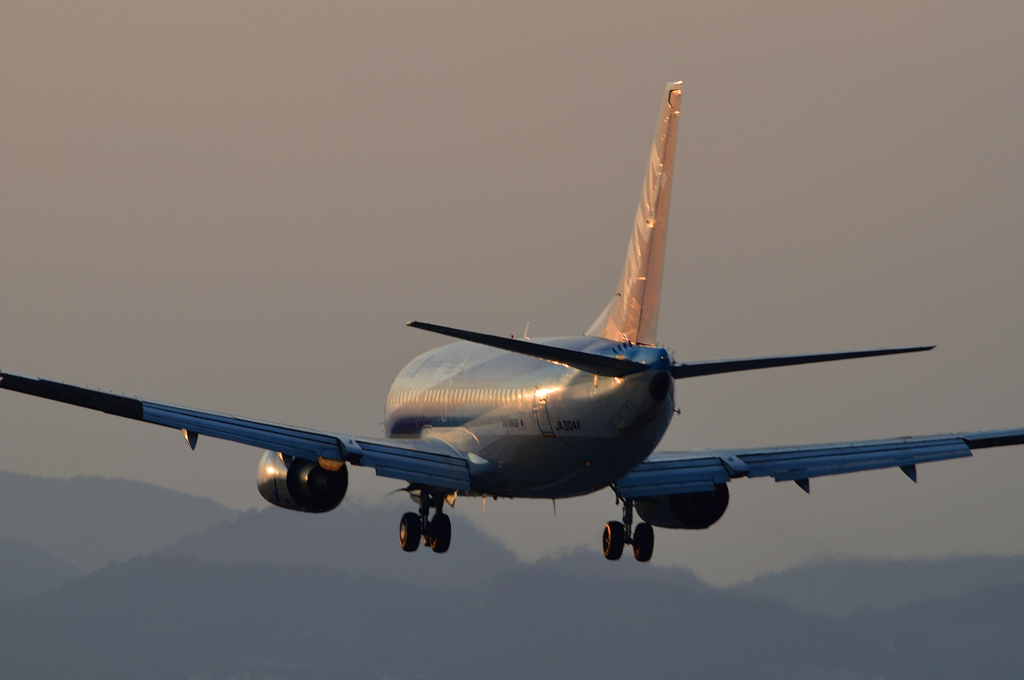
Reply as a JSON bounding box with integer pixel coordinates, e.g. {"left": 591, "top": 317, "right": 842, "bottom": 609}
{"left": 0, "top": 371, "right": 471, "bottom": 491}
{"left": 615, "top": 428, "right": 1024, "bottom": 497}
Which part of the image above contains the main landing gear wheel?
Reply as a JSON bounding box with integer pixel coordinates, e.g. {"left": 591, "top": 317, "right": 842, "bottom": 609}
{"left": 429, "top": 513, "right": 452, "bottom": 553}
{"left": 632, "top": 522, "right": 654, "bottom": 562}
{"left": 399, "top": 512, "right": 420, "bottom": 552}
{"left": 603, "top": 495, "right": 656, "bottom": 562}
{"left": 603, "top": 521, "right": 625, "bottom": 560}
{"left": 399, "top": 487, "right": 454, "bottom": 555}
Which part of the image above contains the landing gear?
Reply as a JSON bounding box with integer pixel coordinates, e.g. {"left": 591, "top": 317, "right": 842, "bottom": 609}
{"left": 399, "top": 512, "right": 421, "bottom": 552}
{"left": 602, "top": 495, "right": 655, "bottom": 562}
{"left": 632, "top": 521, "right": 654, "bottom": 562}
{"left": 429, "top": 513, "right": 452, "bottom": 553}
{"left": 398, "top": 487, "right": 453, "bottom": 554}
{"left": 602, "top": 521, "right": 625, "bottom": 560}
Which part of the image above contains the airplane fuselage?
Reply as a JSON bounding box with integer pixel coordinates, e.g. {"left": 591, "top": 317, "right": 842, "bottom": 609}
{"left": 384, "top": 338, "right": 676, "bottom": 498}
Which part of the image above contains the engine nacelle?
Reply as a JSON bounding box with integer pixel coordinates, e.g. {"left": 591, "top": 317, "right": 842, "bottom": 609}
{"left": 257, "top": 450, "right": 348, "bottom": 513}
{"left": 634, "top": 484, "right": 729, "bottom": 529}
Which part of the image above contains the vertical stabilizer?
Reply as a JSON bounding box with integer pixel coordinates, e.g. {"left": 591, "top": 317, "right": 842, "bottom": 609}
{"left": 586, "top": 82, "right": 682, "bottom": 345}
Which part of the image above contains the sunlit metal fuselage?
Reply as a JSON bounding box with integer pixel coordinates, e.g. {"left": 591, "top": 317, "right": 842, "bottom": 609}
{"left": 384, "top": 338, "right": 675, "bottom": 498}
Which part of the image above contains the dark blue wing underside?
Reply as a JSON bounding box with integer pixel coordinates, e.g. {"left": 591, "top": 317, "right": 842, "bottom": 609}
{"left": 616, "top": 429, "right": 1024, "bottom": 498}
{"left": 0, "top": 372, "right": 471, "bottom": 491}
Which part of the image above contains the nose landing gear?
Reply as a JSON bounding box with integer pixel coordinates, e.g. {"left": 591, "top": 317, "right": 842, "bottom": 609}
{"left": 603, "top": 496, "right": 654, "bottom": 562}
{"left": 398, "top": 487, "right": 453, "bottom": 554}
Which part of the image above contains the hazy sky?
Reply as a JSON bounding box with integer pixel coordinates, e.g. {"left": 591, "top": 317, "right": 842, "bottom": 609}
{"left": 2, "top": 2, "right": 1023, "bottom": 584}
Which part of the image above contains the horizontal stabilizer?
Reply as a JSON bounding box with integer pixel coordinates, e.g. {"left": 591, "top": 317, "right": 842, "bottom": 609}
{"left": 672, "top": 346, "right": 934, "bottom": 379}
{"left": 406, "top": 321, "right": 650, "bottom": 377}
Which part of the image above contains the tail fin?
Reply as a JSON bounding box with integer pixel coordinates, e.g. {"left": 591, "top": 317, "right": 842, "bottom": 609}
{"left": 587, "top": 81, "right": 682, "bottom": 345}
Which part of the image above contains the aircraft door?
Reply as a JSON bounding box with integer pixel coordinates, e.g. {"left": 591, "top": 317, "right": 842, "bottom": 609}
{"left": 533, "top": 389, "right": 555, "bottom": 437}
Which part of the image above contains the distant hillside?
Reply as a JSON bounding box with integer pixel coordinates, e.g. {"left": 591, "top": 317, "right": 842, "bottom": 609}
{"left": 732, "top": 555, "right": 1024, "bottom": 616}
{"left": 167, "top": 500, "right": 713, "bottom": 592}
{"left": 531, "top": 547, "right": 708, "bottom": 592}
{"left": 165, "top": 497, "right": 1024, "bottom": 611}
{"left": 0, "top": 539, "right": 79, "bottom": 601}
{"left": 167, "top": 502, "right": 522, "bottom": 589}
{"left": 1, "top": 553, "right": 1021, "bottom": 680}
{"left": 3, "top": 465, "right": 1024, "bottom": 622}
{"left": 0, "top": 469, "right": 1022, "bottom": 677}
{"left": 0, "top": 470, "right": 237, "bottom": 571}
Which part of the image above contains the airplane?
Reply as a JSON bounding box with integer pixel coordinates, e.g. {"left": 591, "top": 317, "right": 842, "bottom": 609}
{"left": 3, "top": 81, "right": 1022, "bottom": 562}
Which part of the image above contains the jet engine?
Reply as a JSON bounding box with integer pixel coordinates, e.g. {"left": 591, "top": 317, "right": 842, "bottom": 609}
{"left": 634, "top": 483, "right": 729, "bottom": 529}
{"left": 257, "top": 450, "right": 348, "bottom": 513}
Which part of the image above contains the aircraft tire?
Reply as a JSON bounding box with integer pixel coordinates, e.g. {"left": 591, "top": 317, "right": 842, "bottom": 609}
{"left": 429, "top": 513, "right": 452, "bottom": 553}
{"left": 399, "top": 512, "right": 421, "bottom": 552}
{"left": 603, "top": 521, "right": 625, "bottom": 560}
{"left": 632, "top": 522, "right": 654, "bottom": 562}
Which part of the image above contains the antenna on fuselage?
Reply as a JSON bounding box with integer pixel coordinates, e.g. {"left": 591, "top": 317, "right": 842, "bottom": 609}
{"left": 523, "top": 322, "right": 530, "bottom": 340}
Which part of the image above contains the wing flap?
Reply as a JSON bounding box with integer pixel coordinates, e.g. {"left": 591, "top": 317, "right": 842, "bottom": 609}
{"left": 616, "top": 453, "right": 730, "bottom": 497}
{"left": 743, "top": 437, "right": 972, "bottom": 482}
{"left": 617, "top": 428, "right": 1023, "bottom": 498}
{"left": 354, "top": 439, "right": 471, "bottom": 491}
{"left": 142, "top": 402, "right": 346, "bottom": 461}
